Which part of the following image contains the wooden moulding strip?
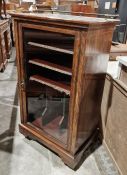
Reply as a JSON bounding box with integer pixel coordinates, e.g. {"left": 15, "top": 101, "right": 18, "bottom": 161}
{"left": 30, "top": 75, "right": 70, "bottom": 95}
{"left": 29, "top": 59, "right": 72, "bottom": 76}
{"left": 28, "top": 42, "right": 74, "bottom": 55}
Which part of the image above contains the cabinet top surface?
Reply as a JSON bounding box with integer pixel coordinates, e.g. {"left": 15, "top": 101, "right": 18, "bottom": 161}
{"left": 11, "top": 12, "right": 118, "bottom": 26}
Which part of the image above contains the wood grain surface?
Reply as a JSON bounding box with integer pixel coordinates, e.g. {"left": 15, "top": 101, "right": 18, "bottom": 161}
{"left": 13, "top": 13, "right": 117, "bottom": 168}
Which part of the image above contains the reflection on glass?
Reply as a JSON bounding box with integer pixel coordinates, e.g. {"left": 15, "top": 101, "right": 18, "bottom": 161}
{"left": 27, "top": 84, "right": 69, "bottom": 145}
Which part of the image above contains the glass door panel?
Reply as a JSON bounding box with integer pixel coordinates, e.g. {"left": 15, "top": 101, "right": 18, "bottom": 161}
{"left": 27, "top": 83, "right": 69, "bottom": 145}
{"left": 22, "top": 27, "right": 74, "bottom": 146}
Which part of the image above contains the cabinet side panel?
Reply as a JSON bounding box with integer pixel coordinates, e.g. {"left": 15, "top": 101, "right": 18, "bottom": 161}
{"left": 74, "top": 25, "right": 114, "bottom": 153}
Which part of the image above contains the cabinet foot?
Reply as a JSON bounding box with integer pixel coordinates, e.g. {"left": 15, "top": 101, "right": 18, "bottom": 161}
{"left": 60, "top": 131, "right": 98, "bottom": 169}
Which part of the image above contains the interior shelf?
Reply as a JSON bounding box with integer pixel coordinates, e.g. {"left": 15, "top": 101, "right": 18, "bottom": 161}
{"left": 29, "top": 59, "right": 72, "bottom": 76}
{"left": 28, "top": 41, "right": 74, "bottom": 55}
{"left": 30, "top": 75, "right": 70, "bottom": 95}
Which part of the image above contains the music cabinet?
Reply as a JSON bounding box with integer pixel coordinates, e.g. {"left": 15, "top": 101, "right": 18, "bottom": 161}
{"left": 12, "top": 12, "right": 117, "bottom": 168}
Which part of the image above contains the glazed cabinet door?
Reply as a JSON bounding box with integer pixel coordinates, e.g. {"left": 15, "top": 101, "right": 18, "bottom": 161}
{"left": 18, "top": 23, "right": 79, "bottom": 148}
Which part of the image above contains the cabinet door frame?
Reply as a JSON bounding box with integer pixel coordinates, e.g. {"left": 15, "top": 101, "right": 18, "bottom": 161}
{"left": 15, "top": 20, "right": 82, "bottom": 150}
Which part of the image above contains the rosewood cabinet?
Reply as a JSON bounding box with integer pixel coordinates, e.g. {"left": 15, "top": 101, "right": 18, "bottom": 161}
{"left": 12, "top": 12, "right": 117, "bottom": 168}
